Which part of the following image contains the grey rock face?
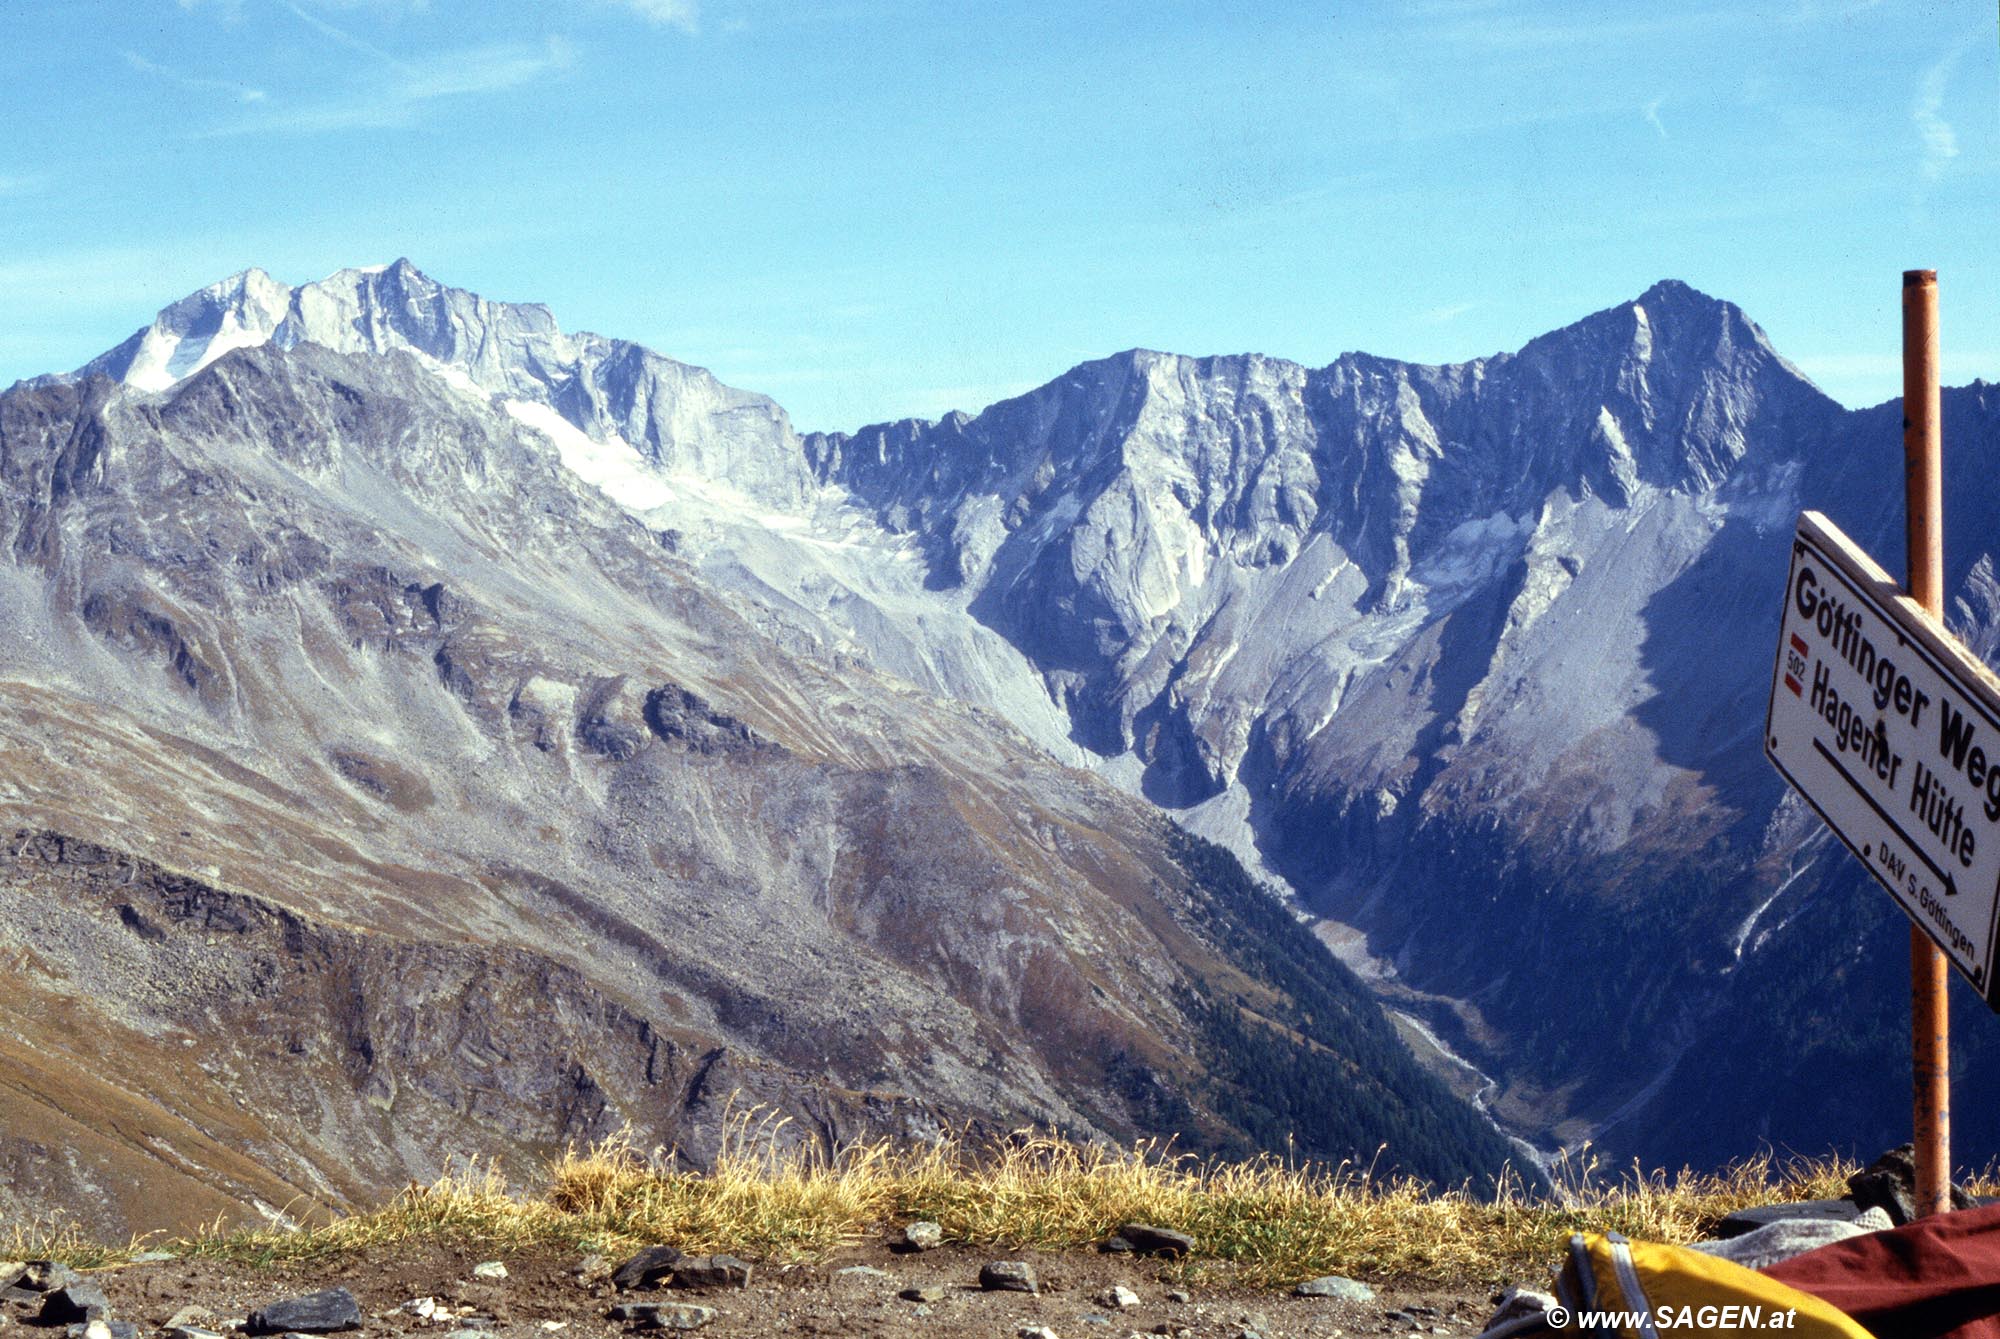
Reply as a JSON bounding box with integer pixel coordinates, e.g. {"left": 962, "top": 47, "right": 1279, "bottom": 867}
{"left": 802, "top": 292, "right": 2000, "bottom": 1164}
{"left": 642, "top": 685, "right": 783, "bottom": 757}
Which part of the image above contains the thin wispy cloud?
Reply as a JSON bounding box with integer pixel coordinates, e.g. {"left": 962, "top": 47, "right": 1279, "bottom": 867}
{"left": 284, "top": 1, "right": 409, "bottom": 69}
{"left": 1913, "top": 43, "right": 1965, "bottom": 182}
{"left": 124, "top": 50, "right": 267, "bottom": 103}
{"left": 1643, "top": 97, "right": 1668, "bottom": 140}
{"left": 203, "top": 38, "right": 571, "bottom": 136}
{"left": 1786, "top": 0, "right": 1886, "bottom": 19}
{"left": 1423, "top": 8, "right": 1745, "bottom": 53}
{"left": 605, "top": 0, "right": 700, "bottom": 32}
{"left": 310, "top": 0, "right": 436, "bottom": 11}
{"left": 1421, "top": 302, "right": 1477, "bottom": 325}
{"left": 0, "top": 175, "right": 44, "bottom": 198}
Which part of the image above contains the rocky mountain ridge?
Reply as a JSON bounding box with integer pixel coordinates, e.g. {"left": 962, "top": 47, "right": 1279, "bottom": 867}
{"left": 22, "top": 259, "right": 2000, "bottom": 1197}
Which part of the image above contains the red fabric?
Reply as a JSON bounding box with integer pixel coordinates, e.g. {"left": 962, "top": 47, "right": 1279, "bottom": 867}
{"left": 1764, "top": 1202, "right": 2000, "bottom": 1339}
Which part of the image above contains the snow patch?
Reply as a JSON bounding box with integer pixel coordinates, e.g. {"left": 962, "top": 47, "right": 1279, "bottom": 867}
{"left": 122, "top": 335, "right": 187, "bottom": 393}
{"left": 411, "top": 352, "right": 484, "bottom": 399}
{"left": 1410, "top": 510, "right": 1533, "bottom": 594}
{"left": 501, "top": 399, "right": 675, "bottom": 510}
{"left": 125, "top": 310, "right": 278, "bottom": 392}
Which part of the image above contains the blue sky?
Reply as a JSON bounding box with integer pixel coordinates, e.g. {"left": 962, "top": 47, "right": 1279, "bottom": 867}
{"left": 1, "top": 1, "right": 1994, "bottom": 431}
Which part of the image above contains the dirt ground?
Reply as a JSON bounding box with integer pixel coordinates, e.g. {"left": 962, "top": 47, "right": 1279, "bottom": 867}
{"left": 29, "top": 1238, "right": 1515, "bottom": 1339}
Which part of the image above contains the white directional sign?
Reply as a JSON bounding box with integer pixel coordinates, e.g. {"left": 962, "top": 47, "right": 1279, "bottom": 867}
{"left": 1768, "top": 511, "right": 2000, "bottom": 1007}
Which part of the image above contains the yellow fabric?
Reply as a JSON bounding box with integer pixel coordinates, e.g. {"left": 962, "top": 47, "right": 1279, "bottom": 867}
{"left": 1565, "top": 1234, "right": 1874, "bottom": 1339}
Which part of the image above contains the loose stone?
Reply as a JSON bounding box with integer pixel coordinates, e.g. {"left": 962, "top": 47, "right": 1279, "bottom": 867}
{"left": 38, "top": 1282, "right": 112, "bottom": 1325}
{"left": 26, "top": 1262, "right": 83, "bottom": 1292}
{"left": 978, "top": 1260, "right": 1038, "bottom": 1294}
{"left": 68, "top": 1321, "right": 139, "bottom": 1339}
{"left": 1296, "top": 1275, "right": 1376, "bottom": 1302}
{"left": 607, "top": 1302, "right": 715, "bottom": 1331}
{"left": 668, "top": 1255, "right": 751, "bottom": 1290}
{"left": 244, "top": 1287, "right": 363, "bottom": 1336}
{"left": 611, "top": 1246, "right": 685, "bottom": 1291}
{"left": 900, "top": 1221, "right": 944, "bottom": 1251}
{"left": 1116, "top": 1224, "right": 1195, "bottom": 1259}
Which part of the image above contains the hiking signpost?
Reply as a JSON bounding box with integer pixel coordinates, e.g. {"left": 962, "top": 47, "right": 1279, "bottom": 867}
{"left": 1764, "top": 270, "right": 1958, "bottom": 1218}
{"left": 1767, "top": 513, "right": 2000, "bottom": 995}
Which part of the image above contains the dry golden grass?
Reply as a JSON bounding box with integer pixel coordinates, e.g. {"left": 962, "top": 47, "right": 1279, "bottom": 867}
{"left": 108, "top": 1114, "right": 1992, "bottom": 1287}
{"left": 2, "top": 1217, "right": 151, "bottom": 1270}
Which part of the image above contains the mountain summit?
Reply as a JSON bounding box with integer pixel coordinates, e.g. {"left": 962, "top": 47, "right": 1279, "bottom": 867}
{"left": 71, "top": 259, "right": 811, "bottom": 507}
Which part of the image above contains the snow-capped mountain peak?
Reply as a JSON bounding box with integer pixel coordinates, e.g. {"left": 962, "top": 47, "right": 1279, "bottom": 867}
{"left": 73, "top": 260, "right": 811, "bottom": 508}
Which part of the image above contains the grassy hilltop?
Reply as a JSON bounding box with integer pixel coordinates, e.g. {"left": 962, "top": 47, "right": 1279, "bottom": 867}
{"left": 14, "top": 1123, "right": 1975, "bottom": 1288}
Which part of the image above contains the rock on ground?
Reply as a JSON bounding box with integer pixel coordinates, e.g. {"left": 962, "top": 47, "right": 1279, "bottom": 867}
{"left": 1296, "top": 1274, "right": 1376, "bottom": 1301}
{"left": 977, "top": 1260, "right": 1038, "bottom": 1294}
{"left": 1116, "top": 1223, "right": 1195, "bottom": 1258}
{"left": 244, "top": 1287, "right": 362, "bottom": 1335}
{"left": 612, "top": 1247, "right": 685, "bottom": 1292}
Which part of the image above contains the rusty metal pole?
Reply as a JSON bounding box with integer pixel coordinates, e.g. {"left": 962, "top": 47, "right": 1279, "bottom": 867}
{"left": 1904, "top": 268, "right": 1951, "bottom": 1218}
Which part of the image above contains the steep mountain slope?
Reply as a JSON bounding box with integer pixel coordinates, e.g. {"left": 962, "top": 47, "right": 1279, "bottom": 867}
{"left": 35, "top": 260, "right": 2000, "bottom": 1189}
{"left": 802, "top": 282, "right": 2000, "bottom": 1161}
{"left": 0, "top": 334, "right": 1515, "bottom": 1236}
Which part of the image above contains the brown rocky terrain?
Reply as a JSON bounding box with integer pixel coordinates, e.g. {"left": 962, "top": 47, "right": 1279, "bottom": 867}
{"left": 3, "top": 1242, "right": 1496, "bottom": 1339}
